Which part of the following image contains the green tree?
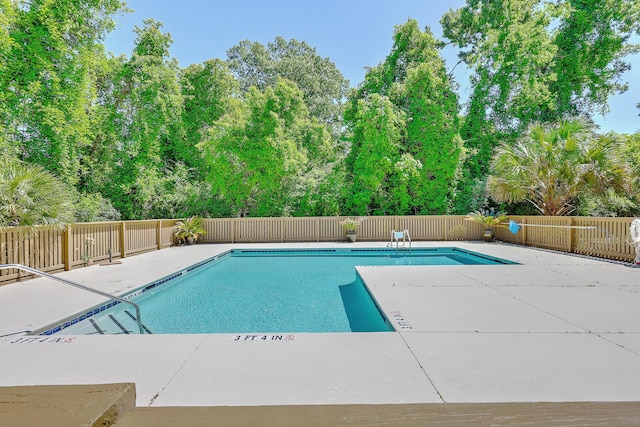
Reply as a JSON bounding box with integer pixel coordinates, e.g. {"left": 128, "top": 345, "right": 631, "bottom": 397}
{"left": 488, "top": 119, "right": 628, "bottom": 215}
{"left": 453, "top": 70, "right": 514, "bottom": 214}
{"left": 77, "top": 50, "right": 125, "bottom": 203}
{"left": 0, "top": 0, "right": 17, "bottom": 154}
{"left": 127, "top": 19, "right": 185, "bottom": 166}
{"left": 347, "top": 20, "right": 462, "bottom": 214}
{"left": 200, "top": 78, "right": 333, "bottom": 217}
{"left": 443, "top": 1, "right": 555, "bottom": 212}
{"left": 73, "top": 192, "right": 121, "bottom": 222}
{"left": 227, "top": 36, "right": 348, "bottom": 129}
{"left": 443, "top": 0, "right": 639, "bottom": 214}
{"left": 404, "top": 62, "right": 463, "bottom": 214}
{"left": 577, "top": 132, "right": 639, "bottom": 217}
{"left": 343, "top": 94, "right": 411, "bottom": 215}
{"left": 226, "top": 40, "right": 270, "bottom": 92}
{"left": 1, "top": 0, "right": 125, "bottom": 184}
{"left": 552, "top": 0, "right": 640, "bottom": 117}
{"left": 442, "top": 0, "right": 640, "bottom": 128}
{"left": 442, "top": 0, "right": 559, "bottom": 130}
{"left": 180, "top": 59, "right": 237, "bottom": 172}
{"left": 0, "top": 158, "right": 74, "bottom": 230}
{"left": 623, "top": 133, "right": 640, "bottom": 189}
{"left": 94, "top": 19, "right": 185, "bottom": 219}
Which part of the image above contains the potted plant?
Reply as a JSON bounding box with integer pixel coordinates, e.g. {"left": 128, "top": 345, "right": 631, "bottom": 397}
{"left": 174, "top": 216, "right": 206, "bottom": 245}
{"left": 340, "top": 217, "right": 361, "bottom": 242}
{"left": 464, "top": 209, "right": 508, "bottom": 242}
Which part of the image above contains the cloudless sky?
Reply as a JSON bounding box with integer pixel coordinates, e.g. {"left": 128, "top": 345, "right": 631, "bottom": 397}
{"left": 104, "top": 0, "right": 639, "bottom": 134}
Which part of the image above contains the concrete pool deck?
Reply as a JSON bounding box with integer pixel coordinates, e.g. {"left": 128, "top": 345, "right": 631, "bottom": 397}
{"left": 0, "top": 241, "right": 639, "bottom": 407}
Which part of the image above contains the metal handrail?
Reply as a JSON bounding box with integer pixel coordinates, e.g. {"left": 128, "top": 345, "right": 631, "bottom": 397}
{"left": 388, "top": 229, "right": 412, "bottom": 250}
{"left": 0, "top": 264, "right": 145, "bottom": 334}
{"left": 404, "top": 229, "right": 412, "bottom": 249}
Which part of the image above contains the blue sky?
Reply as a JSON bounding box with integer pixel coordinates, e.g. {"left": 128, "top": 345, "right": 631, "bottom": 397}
{"left": 104, "top": 0, "right": 639, "bottom": 134}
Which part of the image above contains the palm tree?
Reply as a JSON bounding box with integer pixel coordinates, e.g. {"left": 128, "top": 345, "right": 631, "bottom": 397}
{"left": 487, "top": 119, "right": 627, "bottom": 216}
{"left": 0, "top": 158, "right": 74, "bottom": 232}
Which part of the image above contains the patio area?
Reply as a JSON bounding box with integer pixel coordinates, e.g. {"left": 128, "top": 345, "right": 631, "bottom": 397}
{"left": 0, "top": 241, "right": 639, "bottom": 408}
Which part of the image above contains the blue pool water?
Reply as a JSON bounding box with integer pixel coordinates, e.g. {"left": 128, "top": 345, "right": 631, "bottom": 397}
{"left": 43, "top": 248, "right": 514, "bottom": 335}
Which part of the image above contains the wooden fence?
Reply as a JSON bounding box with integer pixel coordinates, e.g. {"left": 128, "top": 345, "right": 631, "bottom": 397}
{"left": 494, "top": 216, "right": 636, "bottom": 262}
{"left": 0, "top": 215, "right": 636, "bottom": 284}
{"left": 199, "top": 215, "right": 482, "bottom": 243}
{"left": 0, "top": 220, "right": 175, "bottom": 283}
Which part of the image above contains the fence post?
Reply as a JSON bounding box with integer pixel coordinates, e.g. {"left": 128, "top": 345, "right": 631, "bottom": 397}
{"left": 521, "top": 217, "right": 527, "bottom": 246}
{"left": 443, "top": 216, "right": 448, "bottom": 241}
{"left": 569, "top": 217, "right": 574, "bottom": 254}
{"left": 231, "top": 218, "right": 235, "bottom": 243}
{"left": 157, "top": 220, "right": 162, "bottom": 250}
{"left": 119, "top": 222, "right": 127, "bottom": 259}
{"left": 63, "top": 226, "right": 72, "bottom": 271}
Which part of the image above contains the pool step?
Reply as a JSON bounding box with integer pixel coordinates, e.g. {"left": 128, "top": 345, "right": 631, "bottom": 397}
{"left": 95, "top": 311, "right": 152, "bottom": 335}
{"left": 124, "top": 310, "right": 153, "bottom": 334}
{"left": 55, "top": 310, "right": 152, "bottom": 335}
{"left": 108, "top": 314, "right": 130, "bottom": 334}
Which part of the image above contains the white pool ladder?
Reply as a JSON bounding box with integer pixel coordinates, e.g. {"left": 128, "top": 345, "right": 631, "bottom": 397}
{"left": 0, "top": 264, "right": 145, "bottom": 334}
{"left": 388, "top": 229, "right": 411, "bottom": 250}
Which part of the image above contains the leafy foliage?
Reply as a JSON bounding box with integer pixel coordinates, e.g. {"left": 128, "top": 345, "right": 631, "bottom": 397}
{"left": 2, "top": 0, "right": 125, "bottom": 184}
{"left": 404, "top": 62, "right": 463, "bottom": 214}
{"left": 200, "top": 78, "right": 334, "bottom": 217}
{"left": 174, "top": 216, "right": 206, "bottom": 244}
{"left": 0, "top": 1, "right": 638, "bottom": 221}
{"left": 442, "top": 0, "right": 639, "bottom": 214}
{"left": 464, "top": 209, "right": 508, "bottom": 228}
{"left": 180, "top": 59, "right": 237, "bottom": 172}
{"left": 576, "top": 132, "right": 639, "bottom": 216}
{"left": 227, "top": 36, "right": 348, "bottom": 129}
{"left": 88, "top": 19, "right": 187, "bottom": 219}
{"left": 0, "top": 158, "right": 74, "bottom": 230}
{"left": 488, "top": 119, "right": 630, "bottom": 215}
{"left": 552, "top": 0, "right": 640, "bottom": 117}
{"left": 442, "top": 0, "right": 559, "bottom": 130}
{"left": 453, "top": 70, "right": 513, "bottom": 214}
{"left": 73, "top": 192, "right": 121, "bottom": 222}
{"left": 442, "top": 0, "right": 640, "bottom": 129}
{"left": 346, "top": 20, "right": 462, "bottom": 215}
{"left": 0, "top": 0, "right": 17, "bottom": 154}
{"left": 340, "top": 217, "right": 362, "bottom": 231}
{"left": 343, "top": 94, "right": 408, "bottom": 215}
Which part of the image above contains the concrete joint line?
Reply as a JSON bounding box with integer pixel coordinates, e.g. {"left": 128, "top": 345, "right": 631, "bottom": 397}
{"left": 398, "top": 332, "right": 446, "bottom": 403}
{"left": 148, "top": 336, "right": 209, "bottom": 407}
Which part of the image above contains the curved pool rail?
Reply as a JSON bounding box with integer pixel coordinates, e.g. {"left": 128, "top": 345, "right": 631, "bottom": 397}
{"left": 0, "top": 264, "right": 145, "bottom": 334}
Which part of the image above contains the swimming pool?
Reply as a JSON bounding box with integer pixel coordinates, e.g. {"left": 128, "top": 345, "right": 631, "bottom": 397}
{"left": 39, "top": 247, "right": 514, "bottom": 335}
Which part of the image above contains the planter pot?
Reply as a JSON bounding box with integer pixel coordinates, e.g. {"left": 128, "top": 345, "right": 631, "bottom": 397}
{"left": 346, "top": 231, "right": 357, "bottom": 243}
{"left": 186, "top": 236, "right": 196, "bottom": 245}
{"left": 483, "top": 229, "right": 494, "bottom": 242}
